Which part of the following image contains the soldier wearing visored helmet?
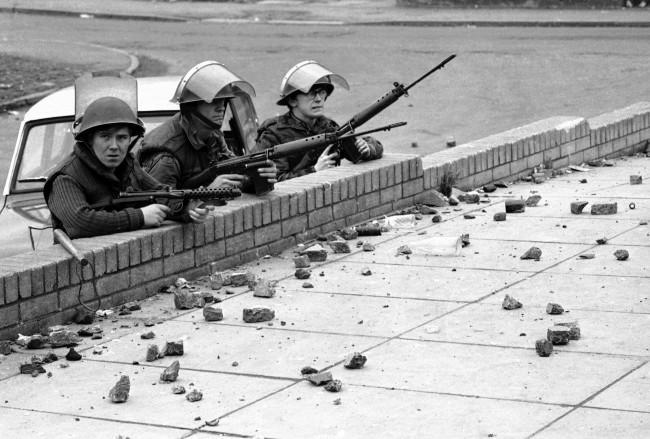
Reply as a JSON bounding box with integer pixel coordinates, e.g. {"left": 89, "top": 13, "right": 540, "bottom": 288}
{"left": 44, "top": 75, "right": 210, "bottom": 239}
{"left": 136, "top": 61, "right": 277, "bottom": 190}
{"left": 253, "top": 60, "right": 383, "bottom": 181}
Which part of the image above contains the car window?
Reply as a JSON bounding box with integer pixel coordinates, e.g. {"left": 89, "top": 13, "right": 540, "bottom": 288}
{"left": 13, "top": 115, "right": 174, "bottom": 193}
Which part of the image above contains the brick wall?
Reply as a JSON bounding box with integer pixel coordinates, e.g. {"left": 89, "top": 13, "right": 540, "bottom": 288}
{"left": 396, "top": 0, "right": 624, "bottom": 8}
{"left": 0, "top": 101, "right": 648, "bottom": 338}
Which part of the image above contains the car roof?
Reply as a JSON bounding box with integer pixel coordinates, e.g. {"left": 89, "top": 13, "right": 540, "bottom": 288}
{"left": 22, "top": 76, "right": 181, "bottom": 122}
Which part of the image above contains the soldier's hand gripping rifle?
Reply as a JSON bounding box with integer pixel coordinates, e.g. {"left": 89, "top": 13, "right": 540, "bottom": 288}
{"left": 183, "top": 121, "right": 407, "bottom": 195}
{"left": 336, "top": 54, "right": 456, "bottom": 163}
{"left": 90, "top": 186, "right": 242, "bottom": 214}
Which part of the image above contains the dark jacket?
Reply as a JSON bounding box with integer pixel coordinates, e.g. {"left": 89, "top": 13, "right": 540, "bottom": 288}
{"left": 253, "top": 112, "right": 383, "bottom": 182}
{"left": 44, "top": 143, "right": 167, "bottom": 238}
{"left": 136, "top": 113, "right": 236, "bottom": 189}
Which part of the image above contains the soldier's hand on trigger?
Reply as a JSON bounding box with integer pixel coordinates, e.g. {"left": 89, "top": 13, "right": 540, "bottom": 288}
{"left": 314, "top": 145, "right": 338, "bottom": 171}
{"left": 141, "top": 204, "right": 171, "bottom": 228}
{"left": 185, "top": 199, "right": 213, "bottom": 223}
{"left": 356, "top": 137, "right": 371, "bottom": 159}
{"left": 209, "top": 174, "right": 247, "bottom": 189}
{"left": 257, "top": 160, "right": 278, "bottom": 184}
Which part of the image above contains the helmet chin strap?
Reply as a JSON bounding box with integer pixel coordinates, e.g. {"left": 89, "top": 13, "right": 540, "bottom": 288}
{"left": 190, "top": 107, "right": 222, "bottom": 130}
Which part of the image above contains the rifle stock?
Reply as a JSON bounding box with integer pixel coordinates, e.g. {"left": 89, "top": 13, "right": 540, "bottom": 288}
{"left": 53, "top": 229, "right": 89, "bottom": 266}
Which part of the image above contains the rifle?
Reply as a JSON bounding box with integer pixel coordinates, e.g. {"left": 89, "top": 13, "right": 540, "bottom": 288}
{"left": 90, "top": 186, "right": 242, "bottom": 214}
{"left": 54, "top": 228, "right": 89, "bottom": 266}
{"left": 183, "top": 121, "right": 407, "bottom": 195}
{"left": 336, "top": 54, "right": 456, "bottom": 163}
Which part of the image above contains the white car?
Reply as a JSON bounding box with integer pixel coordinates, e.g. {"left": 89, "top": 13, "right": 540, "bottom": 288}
{"left": 0, "top": 76, "right": 259, "bottom": 259}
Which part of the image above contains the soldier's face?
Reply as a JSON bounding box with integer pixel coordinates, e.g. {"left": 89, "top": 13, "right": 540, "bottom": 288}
{"left": 196, "top": 99, "right": 226, "bottom": 127}
{"left": 290, "top": 86, "right": 327, "bottom": 121}
{"left": 90, "top": 126, "right": 131, "bottom": 169}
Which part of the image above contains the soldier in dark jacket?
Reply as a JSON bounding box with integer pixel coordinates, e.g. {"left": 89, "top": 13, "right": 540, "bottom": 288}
{"left": 137, "top": 61, "right": 277, "bottom": 190}
{"left": 45, "top": 92, "right": 209, "bottom": 239}
{"left": 254, "top": 60, "right": 383, "bottom": 181}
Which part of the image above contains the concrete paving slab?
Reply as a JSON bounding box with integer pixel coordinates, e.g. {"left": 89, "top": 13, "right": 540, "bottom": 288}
{"left": 175, "top": 289, "right": 457, "bottom": 338}
{"left": 480, "top": 272, "right": 650, "bottom": 314}
{"left": 609, "top": 223, "right": 650, "bottom": 246}
{"left": 204, "top": 381, "right": 567, "bottom": 439}
{"left": 586, "top": 362, "right": 650, "bottom": 412}
{"left": 0, "top": 407, "right": 188, "bottom": 439}
{"left": 346, "top": 238, "right": 591, "bottom": 272}
{"left": 546, "top": 244, "right": 650, "bottom": 276}
{"left": 0, "top": 360, "right": 289, "bottom": 429}
{"left": 533, "top": 407, "right": 650, "bottom": 439}
{"left": 278, "top": 262, "right": 527, "bottom": 302}
{"left": 332, "top": 338, "right": 642, "bottom": 405}
{"left": 401, "top": 302, "right": 650, "bottom": 357}
{"left": 91, "top": 320, "right": 379, "bottom": 379}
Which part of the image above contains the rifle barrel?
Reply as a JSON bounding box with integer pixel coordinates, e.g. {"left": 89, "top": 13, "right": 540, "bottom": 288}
{"left": 405, "top": 54, "right": 456, "bottom": 92}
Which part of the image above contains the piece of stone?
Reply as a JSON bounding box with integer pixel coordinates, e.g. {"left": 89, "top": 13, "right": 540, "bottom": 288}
{"left": 208, "top": 273, "right": 224, "bottom": 290}
{"left": 253, "top": 279, "right": 276, "bottom": 298}
{"left": 140, "top": 331, "right": 155, "bottom": 340}
{"left": 556, "top": 321, "right": 581, "bottom": 340}
{"left": 547, "top": 326, "right": 571, "bottom": 345}
{"left": 230, "top": 272, "right": 250, "bottom": 287}
{"left": 327, "top": 232, "right": 345, "bottom": 242}
{"left": 24, "top": 334, "right": 47, "bottom": 350}
{"left": 431, "top": 214, "right": 442, "bottom": 223}
{"left": 546, "top": 303, "right": 564, "bottom": 315}
{"left": 339, "top": 228, "right": 358, "bottom": 240}
{"left": 73, "top": 309, "right": 94, "bottom": 325}
{"left": 186, "top": 389, "right": 203, "bottom": 402}
{"left": 396, "top": 245, "right": 412, "bottom": 255}
{"left": 630, "top": 175, "right": 642, "bottom": 185}
{"left": 295, "top": 268, "right": 311, "bottom": 279}
{"left": 362, "top": 242, "right": 375, "bottom": 252}
{"left": 301, "top": 366, "right": 319, "bottom": 375}
{"left": 596, "top": 237, "right": 608, "bottom": 245}
{"left": 164, "top": 340, "right": 184, "bottom": 356}
{"left": 301, "top": 244, "right": 328, "bottom": 262}
{"left": 293, "top": 255, "right": 311, "bottom": 268}
{"left": 305, "top": 371, "right": 333, "bottom": 386}
{"left": 160, "top": 360, "right": 180, "bottom": 382}
{"left": 243, "top": 308, "right": 275, "bottom": 323}
{"left": 172, "top": 384, "right": 186, "bottom": 394}
{"left": 591, "top": 203, "right": 617, "bottom": 215}
{"left": 614, "top": 249, "right": 629, "bottom": 261}
{"left": 48, "top": 330, "right": 81, "bottom": 348}
{"left": 520, "top": 247, "right": 542, "bottom": 260}
{"left": 302, "top": 282, "right": 313, "bottom": 288}
{"left": 422, "top": 190, "right": 448, "bottom": 207}
{"left": 448, "top": 195, "right": 459, "bottom": 206}
{"left": 505, "top": 199, "right": 525, "bottom": 213}
{"left": 578, "top": 253, "right": 595, "bottom": 259}
{"left": 174, "top": 288, "right": 201, "bottom": 310}
{"left": 502, "top": 294, "right": 522, "bottom": 310}
{"left": 463, "top": 214, "right": 475, "bottom": 220}
{"left": 65, "top": 348, "right": 82, "bottom": 361}
{"left": 418, "top": 205, "right": 438, "bottom": 215}
{"left": 525, "top": 195, "right": 542, "bottom": 207}
{"left": 458, "top": 192, "right": 480, "bottom": 204}
{"left": 532, "top": 172, "right": 547, "bottom": 184}
{"left": 344, "top": 352, "right": 367, "bottom": 369}
{"left": 535, "top": 339, "right": 553, "bottom": 357}
{"left": 482, "top": 184, "right": 497, "bottom": 193}
{"left": 324, "top": 379, "right": 343, "bottom": 393}
{"left": 355, "top": 225, "right": 382, "bottom": 236}
{"left": 109, "top": 376, "right": 130, "bottom": 403}
{"left": 329, "top": 240, "right": 351, "bottom": 253}
{"left": 203, "top": 304, "right": 224, "bottom": 322}
{"left": 0, "top": 340, "right": 12, "bottom": 355}
{"left": 579, "top": 178, "right": 588, "bottom": 184}
{"left": 146, "top": 344, "right": 160, "bottom": 362}
{"left": 20, "top": 363, "right": 46, "bottom": 375}
{"left": 570, "top": 201, "right": 589, "bottom": 214}
{"left": 493, "top": 212, "right": 506, "bottom": 221}
{"left": 78, "top": 325, "right": 102, "bottom": 338}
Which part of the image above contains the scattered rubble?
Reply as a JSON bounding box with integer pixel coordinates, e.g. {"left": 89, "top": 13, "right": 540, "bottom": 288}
{"left": 570, "top": 201, "right": 589, "bottom": 214}
{"left": 463, "top": 214, "right": 475, "bottom": 220}
{"left": 301, "top": 366, "right": 319, "bottom": 375}
{"left": 243, "top": 308, "right": 275, "bottom": 323}
{"left": 525, "top": 195, "right": 542, "bottom": 207}
{"left": 203, "top": 304, "right": 224, "bottom": 322}
{"left": 18, "top": 334, "right": 47, "bottom": 350}
{"left": 591, "top": 203, "right": 617, "bottom": 215}
{"left": 0, "top": 340, "right": 12, "bottom": 355}
{"left": 302, "top": 282, "right": 314, "bottom": 288}
{"left": 186, "top": 389, "right": 203, "bottom": 402}
{"left": 505, "top": 199, "right": 525, "bottom": 213}
{"left": 146, "top": 344, "right": 161, "bottom": 362}
{"left": 339, "top": 228, "right": 358, "bottom": 240}
{"left": 431, "top": 214, "right": 442, "bottom": 223}
{"left": 301, "top": 244, "right": 328, "bottom": 262}
{"left": 556, "top": 321, "right": 581, "bottom": 340}
{"left": 355, "top": 225, "right": 382, "bottom": 236}
{"left": 305, "top": 371, "right": 333, "bottom": 386}
{"left": 502, "top": 294, "right": 522, "bottom": 310}
{"left": 422, "top": 190, "right": 448, "bottom": 207}
{"left": 448, "top": 195, "right": 459, "bottom": 206}
{"left": 459, "top": 192, "right": 480, "bottom": 204}
{"left": 344, "top": 352, "right": 367, "bottom": 369}
{"left": 140, "top": 331, "right": 155, "bottom": 340}
{"left": 362, "top": 242, "right": 375, "bottom": 252}
{"left": 65, "top": 348, "right": 82, "bottom": 361}
{"left": 482, "top": 184, "right": 497, "bottom": 193}
{"left": 579, "top": 178, "right": 588, "bottom": 184}
{"left": 20, "top": 362, "right": 46, "bottom": 375}
{"left": 293, "top": 255, "right": 311, "bottom": 268}
{"left": 535, "top": 339, "right": 553, "bottom": 357}
{"left": 295, "top": 268, "right": 311, "bottom": 279}
{"left": 546, "top": 303, "right": 564, "bottom": 315}
{"left": 49, "top": 330, "right": 81, "bottom": 348}
{"left": 578, "top": 254, "right": 595, "bottom": 260}
{"left": 160, "top": 360, "right": 180, "bottom": 382}
{"left": 630, "top": 175, "right": 643, "bottom": 185}
{"left": 614, "top": 249, "right": 629, "bottom": 261}
{"left": 174, "top": 289, "right": 203, "bottom": 310}
{"left": 361, "top": 268, "right": 372, "bottom": 276}
{"left": 547, "top": 326, "right": 571, "bottom": 345}
{"left": 172, "top": 384, "right": 186, "bottom": 394}
{"left": 209, "top": 273, "right": 224, "bottom": 290}
{"left": 324, "top": 380, "right": 343, "bottom": 393}
{"left": 418, "top": 205, "right": 438, "bottom": 215}
{"left": 493, "top": 212, "right": 506, "bottom": 221}
{"left": 520, "top": 247, "right": 542, "bottom": 260}
{"left": 109, "top": 376, "right": 130, "bottom": 403}
{"left": 329, "top": 241, "right": 351, "bottom": 253}
{"left": 164, "top": 341, "right": 184, "bottom": 356}
{"left": 396, "top": 245, "right": 412, "bottom": 256}
{"left": 596, "top": 237, "right": 608, "bottom": 245}
{"left": 78, "top": 326, "right": 102, "bottom": 338}
{"left": 253, "top": 279, "right": 276, "bottom": 298}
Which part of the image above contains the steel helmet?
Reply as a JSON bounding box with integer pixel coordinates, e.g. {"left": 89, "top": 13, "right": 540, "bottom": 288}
{"left": 171, "top": 61, "right": 256, "bottom": 105}
{"left": 277, "top": 60, "right": 349, "bottom": 106}
{"left": 73, "top": 96, "right": 144, "bottom": 140}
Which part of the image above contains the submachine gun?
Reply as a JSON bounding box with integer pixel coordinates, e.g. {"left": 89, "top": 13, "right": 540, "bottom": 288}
{"left": 184, "top": 121, "right": 408, "bottom": 195}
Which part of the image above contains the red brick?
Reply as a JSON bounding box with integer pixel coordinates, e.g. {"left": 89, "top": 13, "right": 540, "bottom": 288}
{"left": 347, "top": 176, "right": 357, "bottom": 197}
{"left": 282, "top": 216, "right": 308, "bottom": 237}
{"left": 193, "top": 222, "right": 206, "bottom": 247}
{"left": 333, "top": 199, "right": 357, "bottom": 219}
{"left": 269, "top": 236, "right": 296, "bottom": 255}
{"left": 117, "top": 241, "right": 130, "bottom": 270}
{"left": 269, "top": 197, "right": 282, "bottom": 222}
{"left": 402, "top": 179, "right": 424, "bottom": 198}
{"left": 233, "top": 208, "right": 244, "bottom": 234}
{"left": 20, "top": 293, "right": 59, "bottom": 321}
{"left": 306, "top": 187, "right": 316, "bottom": 211}
{"left": 182, "top": 223, "right": 195, "bottom": 249}
{"left": 296, "top": 191, "right": 307, "bottom": 214}
{"left": 56, "top": 260, "right": 70, "bottom": 289}
{"left": 0, "top": 304, "right": 19, "bottom": 330}
{"left": 394, "top": 162, "right": 403, "bottom": 184}
{"left": 226, "top": 231, "right": 254, "bottom": 256}
{"left": 195, "top": 241, "right": 226, "bottom": 266}
{"left": 130, "top": 260, "right": 164, "bottom": 286}
{"left": 309, "top": 207, "right": 333, "bottom": 228}
{"left": 279, "top": 193, "right": 291, "bottom": 219}
{"left": 95, "top": 271, "right": 130, "bottom": 299}
{"left": 370, "top": 203, "right": 393, "bottom": 217}
{"left": 243, "top": 204, "right": 254, "bottom": 230}
{"left": 241, "top": 246, "right": 269, "bottom": 263}
{"left": 253, "top": 202, "right": 263, "bottom": 226}
{"left": 358, "top": 192, "right": 380, "bottom": 211}
{"left": 30, "top": 268, "right": 44, "bottom": 297}
{"left": 340, "top": 178, "right": 349, "bottom": 200}
{"left": 255, "top": 223, "right": 282, "bottom": 246}
{"left": 289, "top": 193, "right": 299, "bottom": 216}
{"left": 380, "top": 186, "right": 401, "bottom": 204}
{"left": 322, "top": 185, "right": 332, "bottom": 206}
{"left": 163, "top": 251, "right": 195, "bottom": 276}
{"left": 346, "top": 211, "right": 371, "bottom": 227}
{"left": 262, "top": 200, "right": 273, "bottom": 224}
{"left": 331, "top": 180, "right": 341, "bottom": 203}
{"left": 223, "top": 211, "right": 235, "bottom": 236}
{"left": 18, "top": 270, "right": 32, "bottom": 299}
{"left": 209, "top": 254, "right": 241, "bottom": 272}
{"left": 203, "top": 216, "right": 215, "bottom": 243}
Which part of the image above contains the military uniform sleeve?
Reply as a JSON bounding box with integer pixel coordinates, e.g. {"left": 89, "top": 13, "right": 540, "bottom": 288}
{"left": 47, "top": 175, "right": 144, "bottom": 239}
{"left": 361, "top": 135, "right": 383, "bottom": 161}
{"left": 255, "top": 126, "right": 317, "bottom": 181}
